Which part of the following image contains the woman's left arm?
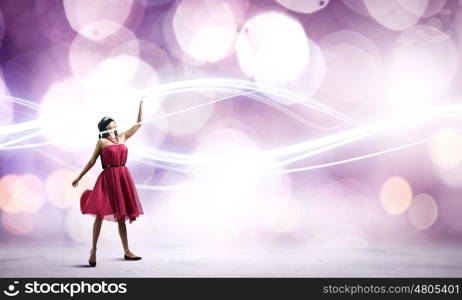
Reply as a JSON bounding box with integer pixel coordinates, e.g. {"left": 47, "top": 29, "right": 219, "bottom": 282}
{"left": 121, "top": 99, "right": 143, "bottom": 141}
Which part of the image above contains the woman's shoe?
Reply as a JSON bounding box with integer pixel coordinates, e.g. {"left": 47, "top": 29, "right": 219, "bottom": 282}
{"left": 88, "top": 249, "right": 97, "bottom": 267}
{"left": 124, "top": 251, "right": 142, "bottom": 260}
{"left": 124, "top": 254, "right": 142, "bottom": 260}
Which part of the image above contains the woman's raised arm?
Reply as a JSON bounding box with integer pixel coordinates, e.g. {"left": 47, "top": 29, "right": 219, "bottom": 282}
{"left": 120, "top": 99, "right": 143, "bottom": 141}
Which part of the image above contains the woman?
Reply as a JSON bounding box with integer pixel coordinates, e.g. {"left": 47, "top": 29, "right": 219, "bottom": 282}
{"left": 71, "top": 99, "right": 144, "bottom": 267}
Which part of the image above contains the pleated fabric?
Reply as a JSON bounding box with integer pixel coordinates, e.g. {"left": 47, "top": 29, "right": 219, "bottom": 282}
{"left": 80, "top": 143, "right": 143, "bottom": 224}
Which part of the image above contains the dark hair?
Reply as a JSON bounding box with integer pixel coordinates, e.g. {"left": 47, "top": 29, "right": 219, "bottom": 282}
{"left": 98, "top": 117, "right": 118, "bottom": 139}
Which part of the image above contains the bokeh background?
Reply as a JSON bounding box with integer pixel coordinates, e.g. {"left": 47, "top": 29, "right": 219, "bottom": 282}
{"left": 1, "top": 0, "right": 462, "bottom": 251}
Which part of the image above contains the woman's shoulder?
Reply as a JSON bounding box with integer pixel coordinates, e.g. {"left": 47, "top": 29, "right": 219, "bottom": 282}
{"left": 117, "top": 133, "right": 126, "bottom": 143}
{"left": 98, "top": 138, "right": 107, "bottom": 147}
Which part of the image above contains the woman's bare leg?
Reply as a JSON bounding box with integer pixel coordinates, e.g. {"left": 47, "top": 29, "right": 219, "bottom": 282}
{"left": 117, "top": 219, "right": 137, "bottom": 257}
{"left": 90, "top": 217, "right": 103, "bottom": 262}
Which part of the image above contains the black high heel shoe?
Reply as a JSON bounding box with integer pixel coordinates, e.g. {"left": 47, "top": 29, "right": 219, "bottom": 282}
{"left": 88, "top": 249, "right": 97, "bottom": 267}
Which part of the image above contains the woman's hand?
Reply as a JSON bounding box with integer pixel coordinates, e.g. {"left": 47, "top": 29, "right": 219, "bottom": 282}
{"left": 72, "top": 177, "right": 80, "bottom": 188}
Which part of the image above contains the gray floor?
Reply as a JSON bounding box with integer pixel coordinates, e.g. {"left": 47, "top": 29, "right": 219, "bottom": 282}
{"left": 1, "top": 239, "right": 462, "bottom": 277}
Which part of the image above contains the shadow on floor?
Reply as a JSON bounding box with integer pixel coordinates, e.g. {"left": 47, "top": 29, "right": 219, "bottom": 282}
{"left": 69, "top": 264, "right": 95, "bottom": 268}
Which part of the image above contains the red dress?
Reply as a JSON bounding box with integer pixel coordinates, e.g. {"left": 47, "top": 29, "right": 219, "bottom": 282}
{"left": 80, "top": 139, "right": 144, "bottom": 224}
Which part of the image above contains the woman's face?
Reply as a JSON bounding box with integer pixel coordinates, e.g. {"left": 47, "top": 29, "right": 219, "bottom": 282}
{"left": 107, "top": 120, "right": 117, "bottom": 132}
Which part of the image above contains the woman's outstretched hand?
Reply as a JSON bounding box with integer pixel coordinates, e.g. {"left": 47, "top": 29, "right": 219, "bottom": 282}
{"left": 72, "top": 177, "right": 79, "bottom": 188}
